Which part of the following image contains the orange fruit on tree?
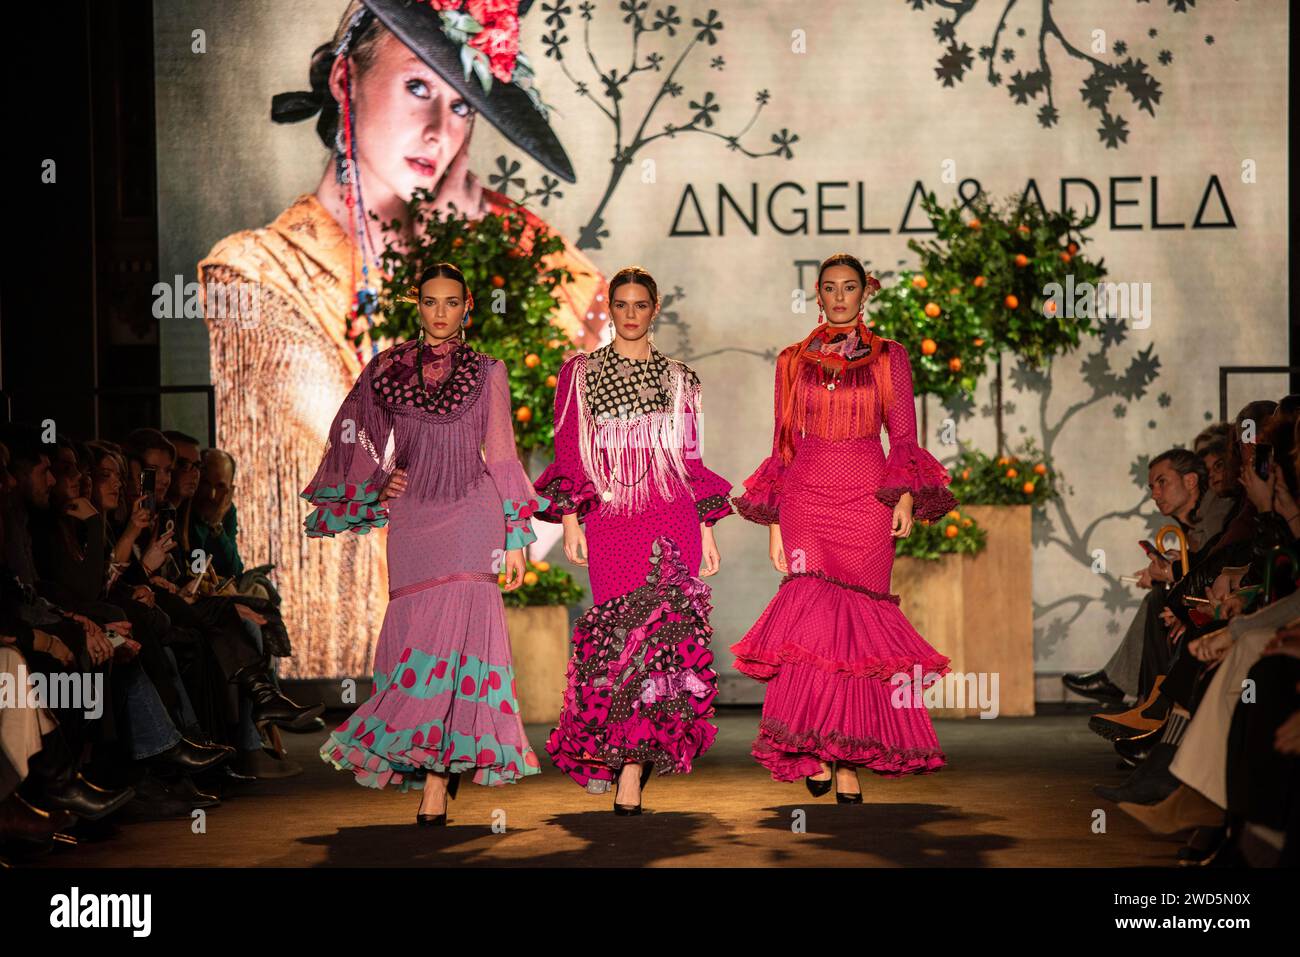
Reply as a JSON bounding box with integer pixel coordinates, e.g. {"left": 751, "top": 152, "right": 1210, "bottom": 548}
{"left": 921, "top": 338, "right": 938, "bottom": 355}
{"left": 546, "top": 374, "right": 558, "bottom": 388}
{"left": 911, "top": 275, "right": 928, "bottom": 289}
{"left": 452, "top": 237, "right": 464, "bottom": 248}
{"left": 961, "top": 468, "right": 971, "bottom": 480}
{"left": 1014, "top": 253, "right": 1029, "bottom": 267}
{"left": 497, "top": 573, "right": 507, "bottom": 586}
{"left": 515, "top": 406, "right": 532, "bottom": 423}
{"left": 547, "top": 338, "right": 562, "bottom": 349}
{"left": 1006, "top": 468, "right": 1018, "bottom": 479}
{"left": 1033, "top": 462, "right": 1048, "bottom": 476}
{"left": 1004, "top": 294, "right": 1019, "bottom": 309}
{"left": 947, "top": 509, "right": 961, "bottom": 520}
{"left": 1022, "top": 481, "right": 1036, "bottom": 495}
{"left": 973, "top": 275, "right": 987, "bottom": 288}
{"left": 968, "top": 218, "right": 982, "bottom": 229}
{"left": 973, "top": 337, "right": 984, "bottom": 347}
{"left": 997, "top": 456, "right": 1010, "bottom": 466}
{"left": 1017, "top": 224, "right": 1030, "bottom": 234}
{"left": 962, "top": 518, "right": 972, "bottom": 527}
{"left": 949, "top": 287, "right": 960, "bottom": 295}
{"left": 944, "top": 524, "right": 960, "bottom": 539}
{"left": 524, "top": 353, "right": 540, "bottom": 368}
{"left": 523, "top": 571, "right": 539, "bottom": 586}
{"left": 534, "top": 560, "right": 550, "bottom": 572}
{"left": 491, "top": 274, "right": 506, "bottom": 288}
{"left": 924, "top": 302, "right": 941, "bottom": 318}
{"left": 948, "top": 357, "right": 962, "bottom": 372}
{"left": 1067, "top": 242, "right": 1078, "bottom": 254}
{"left": 1060, "top": 252, "right": 1071, "bottom": 263}
{"left": 1044, "top": 300, "right": 1057, "bottom": 314}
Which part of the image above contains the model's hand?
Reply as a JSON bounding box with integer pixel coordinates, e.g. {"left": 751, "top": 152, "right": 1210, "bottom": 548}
{"left": 379, "top": 468, "right": 408, "bottom": 502}
{"left": 891, "top": 493, "right": 914, "bottom": 538}
{"left": 502, "top": 548, "right": 526, "bottom": 591}
{"left": 769, "top": 523, "right": 788, "bottom": 574}
{"left": 562, "top": 514, "right": 588, "bottom": 567}
{"left": 700, "top": 526, "right": 720, "bottom": 577}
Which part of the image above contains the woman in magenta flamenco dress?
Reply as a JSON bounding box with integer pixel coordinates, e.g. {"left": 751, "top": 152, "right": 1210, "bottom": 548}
{"left": 731, "top": 254, "right": 958, "bottom": 802}
{"left": 304, "top": 263, "right": 546, "bottom": 826}
{"left": 534, "top": 267, "right": 734, "bottom": 815}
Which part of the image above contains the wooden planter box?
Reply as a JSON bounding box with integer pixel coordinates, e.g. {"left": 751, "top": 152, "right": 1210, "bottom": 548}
{"left": 506, "top": 604, "right": 572, "bottom": 725}
{"left": 891, "top": 504, "right": 1035, "bottom": 718}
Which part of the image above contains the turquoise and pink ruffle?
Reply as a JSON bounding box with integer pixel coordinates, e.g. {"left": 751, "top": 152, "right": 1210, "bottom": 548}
{"left": 503, "top": 494, "right": 550, "bottom": 550}
{"left": 302, "top": 480, "right": 389, "bottom": 538}
{"left": 319, "top": 646, "right": 541, "bottom": 789}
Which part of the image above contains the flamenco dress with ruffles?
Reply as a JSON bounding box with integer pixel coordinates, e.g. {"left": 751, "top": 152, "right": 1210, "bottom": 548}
{"left": 534, "top": 345, "right": 734, "bottom": 793}
{"left": 732, "top": 323, "right": 958, "bottom": 781}
{"left": 303, "top": 337, "right": 547, "bottom": 790}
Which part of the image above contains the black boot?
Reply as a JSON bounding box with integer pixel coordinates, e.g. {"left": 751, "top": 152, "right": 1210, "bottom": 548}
{"left": 1094, "top": 742, "right": 1179, "bottom": 804}
{"left": 147, "top": 737, "right": 235, "bottom": 774}
{"left": 232, "top": 658, "right": 325, "bottom": 730}
{"left": 22, "top": 730, "right": 136, "bottom": 821}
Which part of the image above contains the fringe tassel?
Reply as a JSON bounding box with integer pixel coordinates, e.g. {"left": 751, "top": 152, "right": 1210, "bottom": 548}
{"left": 572, "top": 353, "right": 694, "bottom": 517}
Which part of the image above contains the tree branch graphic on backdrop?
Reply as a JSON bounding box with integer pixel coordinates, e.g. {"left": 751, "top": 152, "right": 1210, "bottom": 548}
{"left": 485, "top": 2, "right": 799, "bottom": 249}
{"left": 907, "top": 0, "right": 1218, "bottom": 148}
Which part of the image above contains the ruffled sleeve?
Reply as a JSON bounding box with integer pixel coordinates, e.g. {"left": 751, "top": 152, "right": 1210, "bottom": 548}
{"left": 533, "top": 354, "right": 599, "bottom": 523}
{"left": 732, "top": 347, "right": 791, "bottom": 525}
{"left": 300, "top": 358, "right": 395, "bottom": 538}
{"left": 681, "top": 370, "right": 734, "bottom": 526}
{"left": 482, "top": 360, "right": 551, "bottom": 550}
{"left": 875, "top": 341, "right": 959, "bottom": 522}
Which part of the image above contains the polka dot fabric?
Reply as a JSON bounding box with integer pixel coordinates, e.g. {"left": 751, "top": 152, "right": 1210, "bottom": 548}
{"left": 732, "top": 339, "right": 955, "bottom": 781}
{"left": 535, "top": 352, "right": 734, "bottom": 791}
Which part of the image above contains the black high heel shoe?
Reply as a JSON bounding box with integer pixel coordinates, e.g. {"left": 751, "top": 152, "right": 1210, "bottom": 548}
{"left": 613, "top": 762, "right": 653, "bottom": 816}
{"left": 416, "top": 772, "right": 461, "bottom": 826}
{"left": 805, "top": 763, "right": 833, "bottom": 798}
{"left": 834, "top": 764, "right": 862, "bottom": 804}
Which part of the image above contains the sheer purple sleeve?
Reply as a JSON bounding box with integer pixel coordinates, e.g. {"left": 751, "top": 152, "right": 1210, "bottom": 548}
{"left": 682, "top": 379, "right": 733, "bottom": 526}
{"left": 875, "top": 342, "right": 959, "bottom": 521}
{"left": 483, "top": 360, "right": 550, "bottom": 550}
{"left": 300, "top": 360, "right": 394, "bottom": 538}
{"left": 732, "top": 348, "right": 789, "bottom": 525}
{"left": 533, "top": 355, "right": 599, "bottom": 523}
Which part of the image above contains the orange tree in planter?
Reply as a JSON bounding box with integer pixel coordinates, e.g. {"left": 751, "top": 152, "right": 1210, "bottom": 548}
{"left": 873, "top": 191, "right": 1106, "bottom": 455}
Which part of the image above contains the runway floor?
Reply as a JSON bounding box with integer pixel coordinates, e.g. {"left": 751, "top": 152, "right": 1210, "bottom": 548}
{"left": 31, "top": 707, "right": 1180, "bottom": 867}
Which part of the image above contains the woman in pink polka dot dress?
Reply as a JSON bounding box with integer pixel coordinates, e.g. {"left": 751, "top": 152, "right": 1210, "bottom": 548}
{"left": 534, "top": 267, "right": 734, "bottom": 814}
{"left": 732, "top": 254, "right": 958, "bottom": 802}
{"left": 305, "top": 264, "right": 547, "bottom": 825}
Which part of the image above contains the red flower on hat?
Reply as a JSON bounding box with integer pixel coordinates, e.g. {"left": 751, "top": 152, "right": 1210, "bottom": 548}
{"left": 467, "top": 0, "right": 521, "bottom": 84}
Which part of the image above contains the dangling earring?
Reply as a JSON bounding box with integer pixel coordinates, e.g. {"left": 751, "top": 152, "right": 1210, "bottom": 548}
{"left": 817, "top": 304, "right": 826, "bottom": 324}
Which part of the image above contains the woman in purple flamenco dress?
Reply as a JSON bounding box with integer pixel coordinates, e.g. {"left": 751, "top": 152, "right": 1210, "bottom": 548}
{"left": 731, "top": 254, "right": 959, "bottom": 803}
{"left": 534, "top": 267, "right": 734, "bottom": 815}
{"left": 304, "top": 263, "right": 547, "bottom": 826}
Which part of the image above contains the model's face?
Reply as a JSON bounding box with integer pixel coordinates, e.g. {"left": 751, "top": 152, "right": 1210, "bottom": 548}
{"left": 817, "top": 264, "right": 866, "bottom": 325}
{"left": 339, "top": 34, "right": 475, "bottom": 204}
{"left": 609, "top": 282, "right": 656, "bottom": 343}
{"left": 171, "top": 440, "right": 201, "bottom": 500}
{"left": 93, "top": 455, "right": 122, "bottom": 512}
{"left": 418, "top": 276, "right": 468, "bottom": 343}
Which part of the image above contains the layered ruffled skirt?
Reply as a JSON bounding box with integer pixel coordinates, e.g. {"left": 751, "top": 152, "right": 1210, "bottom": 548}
{"left": 319, "top": 479, "right": 541, "bottom": 790}
{"left": 732, "top": 435, "right": 953, "bottom": 781}
{"left": 545, "top": 535, "right": 719, "bottom": 792}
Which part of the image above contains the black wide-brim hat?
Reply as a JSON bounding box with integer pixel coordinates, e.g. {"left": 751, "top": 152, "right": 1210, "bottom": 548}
{"left": 361, "top": 0, "right": 575, "bottom": 183}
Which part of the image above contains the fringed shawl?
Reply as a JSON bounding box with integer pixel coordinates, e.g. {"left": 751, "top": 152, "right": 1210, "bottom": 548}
{"left": 301, "top": 339, "right": 494, "bottom": 506}
{"left": 556, "top": 351, "right": 697, "bottom": 517}
{"left": 778, "top": 323, "right": 895, "bottom": 464}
